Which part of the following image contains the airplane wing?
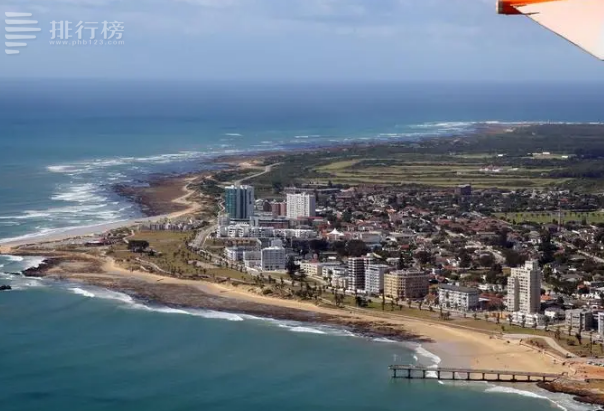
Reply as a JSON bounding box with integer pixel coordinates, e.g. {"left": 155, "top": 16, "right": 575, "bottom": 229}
{"left": 497, "top": 0, "right": 604, "bottom": 60}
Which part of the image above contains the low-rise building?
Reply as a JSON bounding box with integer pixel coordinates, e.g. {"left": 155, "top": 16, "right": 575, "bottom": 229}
{"left": 384, "top": 270, "right": 428, "bottom": 300}
{"left": 364, "top": 264, "right": 390, "bottom": 295}
{"left": 598, "top": 311, "right": 604, "bottom": 337}
{"left": 565, "top": 309, "right": 594, "bottom": 332}
{"left": 438, "top": 284, "right": 480, "bottom": 310}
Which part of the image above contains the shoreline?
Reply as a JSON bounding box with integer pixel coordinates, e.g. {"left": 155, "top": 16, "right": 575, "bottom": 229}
{"left": 16, "top": 254, "right": 574, "bottom": 376}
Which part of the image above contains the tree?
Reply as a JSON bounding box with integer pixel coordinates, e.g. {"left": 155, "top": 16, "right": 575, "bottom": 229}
{"left": 484, "top": 313, "right": 490, "bottom": 322}
{"left": 521, "top": 314, "right": 526, "bottom": 328}
{"left": 345, "top": 240, "right": 368, "bottom": 257}
{"left": 397, "top": 253, "right": 405, "bottom": 270}
{"left": 575, "top": 332, "right": 582, "bottom": 346}
{"left": 473, "top": 312, "right": 478, "bottom": 321}
{"left": 507, "top": 314, "right": 513, "bottom": 327}
{"left": 544, "top": 316, "right": 551, "bottom": 331}
{"left": 416, "top": 250, "right": 432, "bottom": 265}
{"left": 554, "top": 327, "right": 561, "bottom": 340}
{"left": 286, "top": 256, "right": 297, "bottom": 278}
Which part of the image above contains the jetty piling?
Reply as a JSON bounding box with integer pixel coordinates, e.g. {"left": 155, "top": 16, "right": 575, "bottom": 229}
{"left": 389, "top": 365, "right": 563, "bottom": 383}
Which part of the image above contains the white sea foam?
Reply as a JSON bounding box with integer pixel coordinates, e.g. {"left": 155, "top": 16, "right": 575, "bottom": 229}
{"left": 69, "top": 287, "right": 96, "bottom": 298}
{"left": 484, "top": 386, "right": 550, "bottom": 400}
{"left": 415, "top": 345, "right": 442, "bottom": 366}
{"left": 278, "top": 324, "right": 326, "bottom": 334}
{"left": 5, "top": 255, "right": 24, "bottom": 262}
{"left": 224, "top": 133, "right": 242, "bottom": 137}
{"left": 372, "top": 337, "right": 398, "bottom": 343}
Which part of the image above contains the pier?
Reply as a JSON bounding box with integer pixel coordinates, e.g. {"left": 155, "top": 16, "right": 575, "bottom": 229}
{"left": 389, "top": 365, "right": 565, "bottom": 383}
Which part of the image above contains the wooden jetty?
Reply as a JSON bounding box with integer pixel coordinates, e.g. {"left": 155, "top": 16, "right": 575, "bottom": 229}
{"left": 389, "top": 365, "right": 565, "bottom": 383}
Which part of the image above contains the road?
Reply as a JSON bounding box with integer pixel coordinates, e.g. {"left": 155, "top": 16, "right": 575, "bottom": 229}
{"left": 234, "top": 162, "right": 282, "bottom": 186}
{"left": 504, "top": 333, "right": 578, "bottom": 358}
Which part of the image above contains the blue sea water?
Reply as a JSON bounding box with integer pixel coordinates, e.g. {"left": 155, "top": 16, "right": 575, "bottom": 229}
{"left": 0, "top": 80, "right": 603, "bottom": 242}
{"left": 0, "top": 81, "right": 603, "bottom": 410}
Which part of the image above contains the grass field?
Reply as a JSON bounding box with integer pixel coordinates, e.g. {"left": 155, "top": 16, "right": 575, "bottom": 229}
{"left": 313, "top": 156, "right": 566, "bottom": 189}
{"left": 112, "top": 230, "right": 248, "bottom": 280}
{"left": 495, "top": 211, "right": 603, "bottom": 224}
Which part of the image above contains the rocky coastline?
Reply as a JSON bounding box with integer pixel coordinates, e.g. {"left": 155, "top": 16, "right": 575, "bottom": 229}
{"left": 21, "top": 258, "right": 431, "bottom": 344}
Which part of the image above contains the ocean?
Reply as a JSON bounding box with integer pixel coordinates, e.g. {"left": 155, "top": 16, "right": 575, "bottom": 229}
{"left": 0, "top": 81, "right": 603, "bottom": 410}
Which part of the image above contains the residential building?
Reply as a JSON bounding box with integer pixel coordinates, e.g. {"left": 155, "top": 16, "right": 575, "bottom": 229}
{"left": 565, "top": 309, "right": 594, "bottom": 332}
{"left": 365, "top": 264, "right": 390, "bottom": 295}
{"left": 299, "top": 261, "right": 324, "bottom": 278}
{"left": 225, "top": 185, "right": 255, "bottom": 220}
{"left": 260, "top": 240, "right": 286, "bottom": 271}
{"left": 286, "top": 193, "right": 316, "bottom": 219}
{"left": 347, "top": 257, "right": 366, "bottom": 292}
{"left": 384, "top": 270, "right": 429, "bottom": 300}
{"left": 271, "top": 201, "right": 287, "bottom": 217}
{"left": 438, "top": 284, "right": 480, "bottom": 310}
{"left": 599, "top": 312, "right": 604, "bottom": 337}
{"left": 506, "top": 260, "right": 541, "bottom": 314}
{"left": 455, "top": 184, "right": 472, "bottom": 196}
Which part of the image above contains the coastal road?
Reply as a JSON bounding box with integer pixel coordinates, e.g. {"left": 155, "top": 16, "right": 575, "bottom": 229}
{"left": 234, "top": 162, "right": 282, "bottom": 186}
{"left": 503, "top": 334, "right": 577, "bottom": 358}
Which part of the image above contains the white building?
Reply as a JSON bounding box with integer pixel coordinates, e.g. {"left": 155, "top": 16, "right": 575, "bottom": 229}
{"left": 347, "top": 257, "right": 366, "bottom": 292}
{"left": 507, "top": 260, "right": 542, "bottom": 314}
{"left": 598, "top": 312, "right": 604, "bottom": 337}
{"left": 261, "top": 240, "right": 286, "bottom": 271}
{"left": 438, "top": 284, "right": 480, "bottom": 310}
{"left": 365, "top": 264, "right": 390, "bottom": 295}
{"left": 286, "top": 193, "right": 316, "bottom": 219}
{"left": 510, "top": 311, "right": 546, "bottom": 327}
{"left": 565, "top": 309, "right": 594, "bottom": 332}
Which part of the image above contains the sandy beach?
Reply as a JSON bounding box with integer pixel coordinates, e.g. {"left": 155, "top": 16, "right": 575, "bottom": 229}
{"left": 18, "top": 254, "right": 570, "bottom": 377}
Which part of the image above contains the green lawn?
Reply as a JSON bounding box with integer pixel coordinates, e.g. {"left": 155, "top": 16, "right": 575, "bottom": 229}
{"left": 496, "top": 211, "right": 603, "bottom": 224}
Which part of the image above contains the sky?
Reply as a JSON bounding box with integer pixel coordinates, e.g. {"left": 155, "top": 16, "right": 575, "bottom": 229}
{"left": 0, "top": 0, "right": 603, "bottom": 82}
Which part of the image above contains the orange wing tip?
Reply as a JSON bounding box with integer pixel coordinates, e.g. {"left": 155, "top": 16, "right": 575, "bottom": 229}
{"left": 497, "top": 0, "right": 561, "bottom": 15}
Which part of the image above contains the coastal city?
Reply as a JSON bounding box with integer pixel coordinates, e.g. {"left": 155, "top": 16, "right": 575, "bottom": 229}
{"left": 209, "top": 181, "right": 604, "bottom": 345}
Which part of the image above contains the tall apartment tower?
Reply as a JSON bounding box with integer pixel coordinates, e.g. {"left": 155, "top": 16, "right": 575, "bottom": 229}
{"left": 507, "top": 260, "right": 542, "bottom": 314}
{"left": 286, "top": 193, "right": 316, "bottom": 219}
{"left": 225, "top": 185, "right": 255, "bottom": 220}
{"left": 347, "top": 257, "right": 366, "bottom": 292}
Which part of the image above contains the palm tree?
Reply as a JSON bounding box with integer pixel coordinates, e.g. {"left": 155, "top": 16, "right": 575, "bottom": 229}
{"left": 473, "top": 312, "right": 478, "bottom": 321}
{"left": 554, "top": 327, "right": 561, "bottom": 340}
{"left": 544, "top": 316, "right": 550, "bottom": 332}
{"left": 567, "top": 324, "right": 573, "bottom": 336}
{"left": 484, "top": 313, "right": 490, "bottom": 322}
{"left": 521, "top": 314, "right": 526, "bottom": 329}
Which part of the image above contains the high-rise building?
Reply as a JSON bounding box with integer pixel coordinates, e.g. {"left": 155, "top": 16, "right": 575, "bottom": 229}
{"left": 365, "top": 264, "right": 390, "bottom": 295}
{"left": 507, "top": 260, "right": 541, "bottom": 314}
{"left": 225, "top": 185, "right": 254, "bottom": 220}
{"left": 286, "top": 193, "right": 316, "bottom": 219}
{"left": 384, "top": 270, "right": 429, "bottom": 300}
{"left": 347, "top": 257, "right": 366, "bottom": 292}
